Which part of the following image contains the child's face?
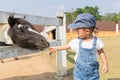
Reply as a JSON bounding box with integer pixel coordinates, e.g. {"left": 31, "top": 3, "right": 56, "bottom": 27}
{"left": 77, "top": 28, "right": 91, "bottom": 39}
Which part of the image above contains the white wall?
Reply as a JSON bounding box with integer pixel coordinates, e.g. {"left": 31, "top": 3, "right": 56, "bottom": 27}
{"left": 0, "top": 24, "right": 13, "bottom": 44}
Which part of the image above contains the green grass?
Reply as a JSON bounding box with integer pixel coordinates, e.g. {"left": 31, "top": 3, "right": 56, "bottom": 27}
{"left": 66, "top": 35, "right": 120, "bottom": 80}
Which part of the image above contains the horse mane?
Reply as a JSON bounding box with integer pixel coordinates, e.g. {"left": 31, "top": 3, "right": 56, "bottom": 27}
{"left": 8, "top": 15, "right": 34, "bottom": 29}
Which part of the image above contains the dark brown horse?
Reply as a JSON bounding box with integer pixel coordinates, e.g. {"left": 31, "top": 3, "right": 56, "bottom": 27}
{"left": 7, "top": 16, "right": 49, "bottom": 50}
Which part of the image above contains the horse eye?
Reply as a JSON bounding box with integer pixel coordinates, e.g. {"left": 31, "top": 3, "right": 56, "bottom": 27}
{"left": 41, "top": 38, "right": 44, "bottom": 42}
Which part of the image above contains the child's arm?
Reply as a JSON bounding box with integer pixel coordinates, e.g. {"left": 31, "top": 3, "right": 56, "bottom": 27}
{"left": 49, "top": 44, "right": 71, "bottom": 52}
{"left": 98, "top": 48, "right": 108, "bottom": 73}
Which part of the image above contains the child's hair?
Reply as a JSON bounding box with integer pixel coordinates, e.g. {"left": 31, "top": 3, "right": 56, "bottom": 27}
{"left": 86, "top": 26, "right": 97, "bottom": 34}
{"left": 75, "top": 26, "right": 95, "bottom": 31}
{"left": 88, "top": 26, "right": 95, "bottom": 32}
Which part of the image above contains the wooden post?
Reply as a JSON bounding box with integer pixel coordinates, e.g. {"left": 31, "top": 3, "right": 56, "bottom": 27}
{"left": 116, "top": 24, "right": 119, "bottom": 35}
{"left": 56, "top": 13, "right": 67, "bottom": 76}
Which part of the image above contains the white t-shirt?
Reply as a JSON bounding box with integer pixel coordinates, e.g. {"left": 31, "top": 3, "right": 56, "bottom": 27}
{"left": 68, "top": 37, "right": 104, "bottom": 61}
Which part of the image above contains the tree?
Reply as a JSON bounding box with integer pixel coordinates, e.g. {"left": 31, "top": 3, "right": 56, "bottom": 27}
{"left": 101, "top": 13, "right": 120, "bottom": 23}
{"left": 64, "top": 6, "right": 102, "bottom": 23}
{"left": 64, "top": 12, "right": 72, "bottom": 22}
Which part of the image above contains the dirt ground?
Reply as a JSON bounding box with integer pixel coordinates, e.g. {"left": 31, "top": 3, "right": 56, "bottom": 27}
{"left": 0, "top": 52, "right": 73, "bottom": 80}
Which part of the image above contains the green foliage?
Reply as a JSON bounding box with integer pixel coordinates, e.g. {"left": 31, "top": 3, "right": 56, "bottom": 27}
{"left": 64, "top": 6, "right": 102, "bottom": 23}
{"left": 65, "top": 6, "right": 120, "bottom": 23}
{"left": 102, "top": 13, "right": 120, "bottom": 23}
{"left": 64, "top": 12, "right": 72, "bottom": 23}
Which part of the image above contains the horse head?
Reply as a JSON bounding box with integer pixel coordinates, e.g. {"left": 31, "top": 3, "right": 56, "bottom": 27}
{"left": 8, "top": 15, "right": 49, "bottom": 50}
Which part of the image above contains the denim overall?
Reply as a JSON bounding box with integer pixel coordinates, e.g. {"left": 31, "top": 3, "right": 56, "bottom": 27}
{"left": 74, "top": 37, "right": 99, "bottom": 80}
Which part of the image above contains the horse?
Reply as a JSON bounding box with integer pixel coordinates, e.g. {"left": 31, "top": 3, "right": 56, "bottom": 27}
{"left": 7, "top": 16, "right": 49, "bottom": 50}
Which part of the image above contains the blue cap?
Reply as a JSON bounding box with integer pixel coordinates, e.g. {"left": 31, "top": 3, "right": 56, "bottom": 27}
{"left": 68, "top": 13, "right": 96, "bottom": 29}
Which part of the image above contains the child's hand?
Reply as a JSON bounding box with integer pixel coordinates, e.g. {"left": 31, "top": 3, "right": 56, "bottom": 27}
{"left": 103, "top": 64, "right": 108, "bottom": 73}
{"left": 48, "top": 47, "right": 57, "bottom": 55}
{"left": 49, "top": 47, "right": 57, "bottom": 52}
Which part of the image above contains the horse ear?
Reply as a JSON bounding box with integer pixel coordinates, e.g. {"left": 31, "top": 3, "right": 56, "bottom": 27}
{"left": 8, "top": 15, "right": 16, "bottom": 27}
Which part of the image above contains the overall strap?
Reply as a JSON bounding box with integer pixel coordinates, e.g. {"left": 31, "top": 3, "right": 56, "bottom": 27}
{"left": 76, "top": 38, "right": 82, "bottom": 62}
{"left": 79, "top": 38, "right": 82, "bottom": 53}
{"left": 93, "top": 36, "right": 97, "bottom": 49}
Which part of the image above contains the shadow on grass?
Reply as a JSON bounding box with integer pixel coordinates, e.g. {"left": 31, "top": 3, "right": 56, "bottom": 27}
{"left": 1, "top": 68, "right": 74, "bottom": 80}
{"left": 1, "top": 72, "right": 56, "bottom": 80}
{"left": 67, "top": 50, "right": 75, "bottom": 64}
